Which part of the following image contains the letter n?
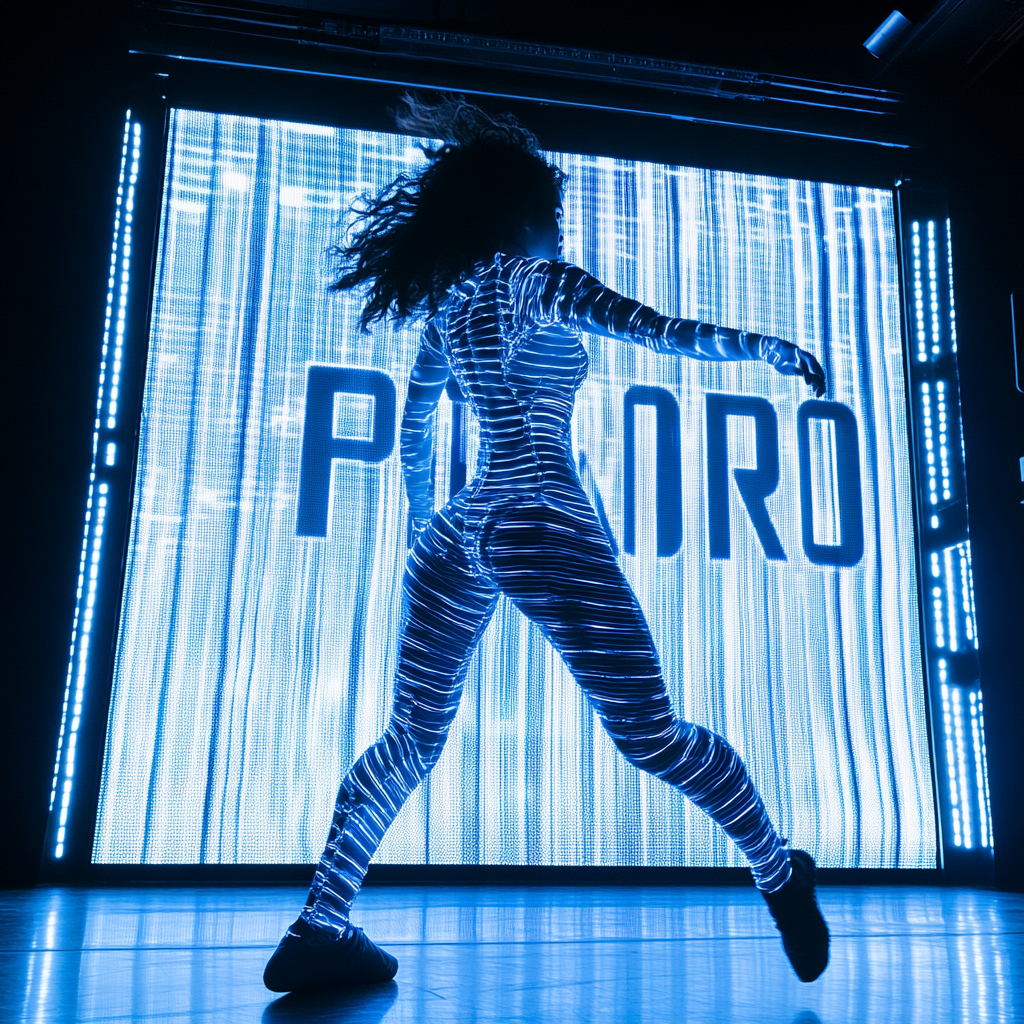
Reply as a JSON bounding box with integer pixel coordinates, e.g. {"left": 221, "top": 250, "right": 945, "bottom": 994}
{"left": 623, "top": 385, "right": 682, "bottom": 557}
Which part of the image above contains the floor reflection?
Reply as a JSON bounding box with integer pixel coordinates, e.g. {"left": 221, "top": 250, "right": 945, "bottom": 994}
{"left": 1, "top": 885, "right": 1021, "bottom": 1023}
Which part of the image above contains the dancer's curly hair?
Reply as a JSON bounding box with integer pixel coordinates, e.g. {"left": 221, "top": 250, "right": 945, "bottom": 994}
{"left": 331, "top": 93, "right": 565, "bottom": 328}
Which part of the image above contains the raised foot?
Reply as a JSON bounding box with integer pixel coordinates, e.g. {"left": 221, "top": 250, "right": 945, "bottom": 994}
{"left": 263, "top": 917, "right": 399, "bottom": 992}
{"left": 761, "top": 849, "right": 830, "bottom": 982}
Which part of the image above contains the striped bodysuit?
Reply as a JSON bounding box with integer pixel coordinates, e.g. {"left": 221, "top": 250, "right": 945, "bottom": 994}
{"left": 302, "top": 254, "right": 793, "bottom": 936}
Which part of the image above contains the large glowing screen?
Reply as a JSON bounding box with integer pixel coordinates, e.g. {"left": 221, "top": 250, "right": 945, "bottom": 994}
{"left": 94, "top": 109, "right": 935, "bottom": 867}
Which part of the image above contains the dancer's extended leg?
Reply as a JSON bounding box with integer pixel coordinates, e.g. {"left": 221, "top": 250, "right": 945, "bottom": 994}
{"left": 484, "top": 502, "right": 792, "bottom": 892}
{"left": 302, "top": 515, "right": 498, "bottom": 936}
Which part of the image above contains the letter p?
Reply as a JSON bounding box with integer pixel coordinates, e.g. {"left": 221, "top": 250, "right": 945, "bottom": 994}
{"left": 296, "top": 365, "right": 396, "bottom": 538}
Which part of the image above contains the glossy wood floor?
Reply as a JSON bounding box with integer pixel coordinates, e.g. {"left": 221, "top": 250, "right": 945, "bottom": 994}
{"left": 2, "top": 884, "right": 1021, "bottom": 1023}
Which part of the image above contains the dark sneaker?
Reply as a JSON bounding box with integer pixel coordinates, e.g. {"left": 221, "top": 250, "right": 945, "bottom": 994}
{"left": 761, "top": 849, "right": 830, "bottom": 982}
{"left": 263, "top": 917, "right": 399, "bottom": 992}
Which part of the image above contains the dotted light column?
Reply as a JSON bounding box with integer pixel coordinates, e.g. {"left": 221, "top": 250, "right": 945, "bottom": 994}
{"left": 939, "top": 672, "right": 961, "bottom": 847}
{"left": 927, "top": 220, "right": 941, "bottom": 358}
{"left": 911, "top": 221, "right": 927, "bottom": 362}
{"left": 930, "top": 551, "right": 945, "bottom": 648}
{"left": 936, "top": 381, "right": 951, "bottom": 501}
{"left": 969, "top": 692, "right": 990, "bottom": 847}
{"left": 957, "top": 543, "right": 976, "bottom": 648}
{"left": 970, "top": 691, "right": 993, "bottom": 848}
{"left": 952, "top": 685, "right": 973, "bottom": 849}
{"left": 48, "top": 114, "right": 139, "bottom": 859}
{"left": 946, "top": 218, "right": 957, "bottom": 354}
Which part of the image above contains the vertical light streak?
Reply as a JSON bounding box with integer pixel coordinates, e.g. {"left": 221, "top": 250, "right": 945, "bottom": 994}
{"left": 945, "top": 218, "right": 957, "bottom": 353}
{"left": 927, "top": 220, "right": 940, "bottom": 358}
{"left": 940, "top": 674, "right": 961, "bottom": 846}
{"left": 965, "top": 542, "right": 979, "bottom": 650}
{"left": 937, "top": 380, "right": 951, "bottom": 501}
{"left": 912, "top": 220, "right": 926, "bottom": 362}
{"left": 921, "top": 383, "right": 938, "bottom": 505}
{"left": 952, "top": 686, "right": 972, "bottom": 849}
{"left": 943, "top": 547, "right": 958, "bottom": 652}
{"left": 48, "top": 112, "right": 138, "bottom": 859}
{"left": 975, "top": 691, "right": 993, "bottom": 848}
{"left": 968, "top": 691, "right": 989, "bottom": 848}
{"left": 930, "top": 551, "right": 944, "bottom": 648}
{"left": 56, "top": 484, "right": 110, "bottom": 858}
{"left": 958, "top": 544, "right": 974, "bottom": 644}
{"left": 107, "top": 122, "right": 140, "bottom": 430}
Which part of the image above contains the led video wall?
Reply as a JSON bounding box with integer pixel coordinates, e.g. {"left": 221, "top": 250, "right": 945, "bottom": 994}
{"left": 93, "top": 109, "right": 935, "bottom": 867}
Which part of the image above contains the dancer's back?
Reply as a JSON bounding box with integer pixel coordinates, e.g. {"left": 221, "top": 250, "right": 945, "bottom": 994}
{"left": 428, "top": 253, "right": 589, "bottom": 508}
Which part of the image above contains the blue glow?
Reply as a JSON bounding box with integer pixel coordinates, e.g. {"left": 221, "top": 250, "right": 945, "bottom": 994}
{"left": 912, "top": 222, "right": 926, "bottom": 362}
{"left": 927, "top": 221, "right": 940, "bottom": 358}
{"left": 969, "top": 692, "right": 988, "bottom": 847}
{"left": 937, "top": 380, "right": 951, "bottom": 501}
{"left": 946, "top": 219, "right": 957, "bottom": 353}
{"left": 904, "top": 209, "right": 985, "bottom": 862}
{"left": 48, "top": 113, "right": 137, "bottom": 859}
{"left": 93, "top": 110, "right": 933, "bottom": 868}
{"left": 921, "top": 383, "right": 938, "bottom": 505}
{"left": 939, "top": 672, "right": 961, "bottom": 847}
{"left": 970, "top": 690, "right": 993, "bottom": 847}
{"left": 952, "top": 685, "right": 972, "bottom": 849}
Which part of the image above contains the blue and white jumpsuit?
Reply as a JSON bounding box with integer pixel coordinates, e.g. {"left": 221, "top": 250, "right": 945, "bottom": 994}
{"left": 303, "top": 254, "right": 795, "bottom": 936}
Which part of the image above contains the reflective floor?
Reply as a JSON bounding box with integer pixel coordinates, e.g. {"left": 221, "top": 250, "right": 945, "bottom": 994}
{"left": 1, "top": 884, "right": 1021, "bottom": 1023}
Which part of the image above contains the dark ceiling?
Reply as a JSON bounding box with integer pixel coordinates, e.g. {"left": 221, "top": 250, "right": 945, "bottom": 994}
{"left": 133, "top": 0, "right": 1022, "bottom": 93}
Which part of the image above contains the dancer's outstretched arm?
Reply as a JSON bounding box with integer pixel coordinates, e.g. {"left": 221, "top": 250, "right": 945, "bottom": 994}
{"left": 400, "top": 319, "right": 451, "bottom": 536}
{"left": 512, "top": 258, "right": 826, "bottom": 396}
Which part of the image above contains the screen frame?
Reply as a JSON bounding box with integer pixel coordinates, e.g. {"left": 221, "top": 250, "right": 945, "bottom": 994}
{"left": 40, "top": 54, "right": 977, "bottom": 883}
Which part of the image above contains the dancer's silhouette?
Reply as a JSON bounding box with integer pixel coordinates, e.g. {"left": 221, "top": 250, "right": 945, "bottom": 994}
{"left": 264, "top": 95, "right": 830, "bottom": 992}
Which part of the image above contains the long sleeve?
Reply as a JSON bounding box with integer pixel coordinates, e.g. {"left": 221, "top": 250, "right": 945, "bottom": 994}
{"left": 509, "top": 257, "right": 777, "bottom": 362}
{"left": 400, "top": 320, "right": 450, "bottom": 528}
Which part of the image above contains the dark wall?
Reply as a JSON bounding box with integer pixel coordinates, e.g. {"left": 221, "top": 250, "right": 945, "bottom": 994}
{"left": 942, "top": 49, "right": 1024, "bottom": 892}
{"left": 3, "top": 0, "right": 129, "bottom": 886}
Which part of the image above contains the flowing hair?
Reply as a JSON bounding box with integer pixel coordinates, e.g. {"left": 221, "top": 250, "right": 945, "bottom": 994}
{"left": 330, "top": 93, "right": 565, "bottom": 329}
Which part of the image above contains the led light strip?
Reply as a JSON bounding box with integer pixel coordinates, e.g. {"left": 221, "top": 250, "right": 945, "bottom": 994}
{"left": 930, "top": 550, "right": 945, "bottom": 648}
{"left": 107, "top": 122, "right": 140, "bottom": 433}
{"left": 911, "top": 221, "right": 926, "bottom": 362}
{"left": 968, "top": 692, "right": 989, "bottom": 847}
{"left": 927, "top": 220, "right": 940, "bottom": 358}
{"left": 946, "top": 218, "right": 957, "bottom": 354}
{"left": 943, "top": 547, "right": 958, "bottom": 653}
{"left": 921, "top": 382, "right": 938, "bottom": 506}
{"left": 48, "top": 113, "right": 138, "bottom": 859}
{"left": 965, "top": 544, "right": 978, "bottom": 650}
{"left": 957, "top": 543, "right": 975, "bottom": 646}
{"left": 54, "top": 485, "right": 110, "bottom": 858}
{"left": 951, "top": 685, "right": 972, "bottom": 849}
{"left": 939, "top": 674, "right": 961, "bottom": 846}
{"left": 971, "top": 691, "right": 993, "bottom": 848}
{"left": 937, "top": 380, "right": 951, "bottom": 501}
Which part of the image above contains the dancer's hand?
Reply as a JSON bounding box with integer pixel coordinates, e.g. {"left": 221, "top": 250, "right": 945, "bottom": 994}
{"left": 763, "top": 338, "right": 826, "bottom": 397}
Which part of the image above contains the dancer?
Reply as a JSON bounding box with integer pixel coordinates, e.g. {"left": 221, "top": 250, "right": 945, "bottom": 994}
{"left": 264, "top": 95, "right": 830, "bottom": 992}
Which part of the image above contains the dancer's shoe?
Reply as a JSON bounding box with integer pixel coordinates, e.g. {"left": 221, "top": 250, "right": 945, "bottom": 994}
{"left": 263, "top": 916, "right": 398, "bottom": 992}
{"left": 761, "top": 849, "right": 830, "bottom": 982}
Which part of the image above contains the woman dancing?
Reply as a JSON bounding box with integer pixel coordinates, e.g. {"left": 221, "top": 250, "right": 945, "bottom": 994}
{"left": 264, "top": 94, "right": 830, "bottom": 992}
